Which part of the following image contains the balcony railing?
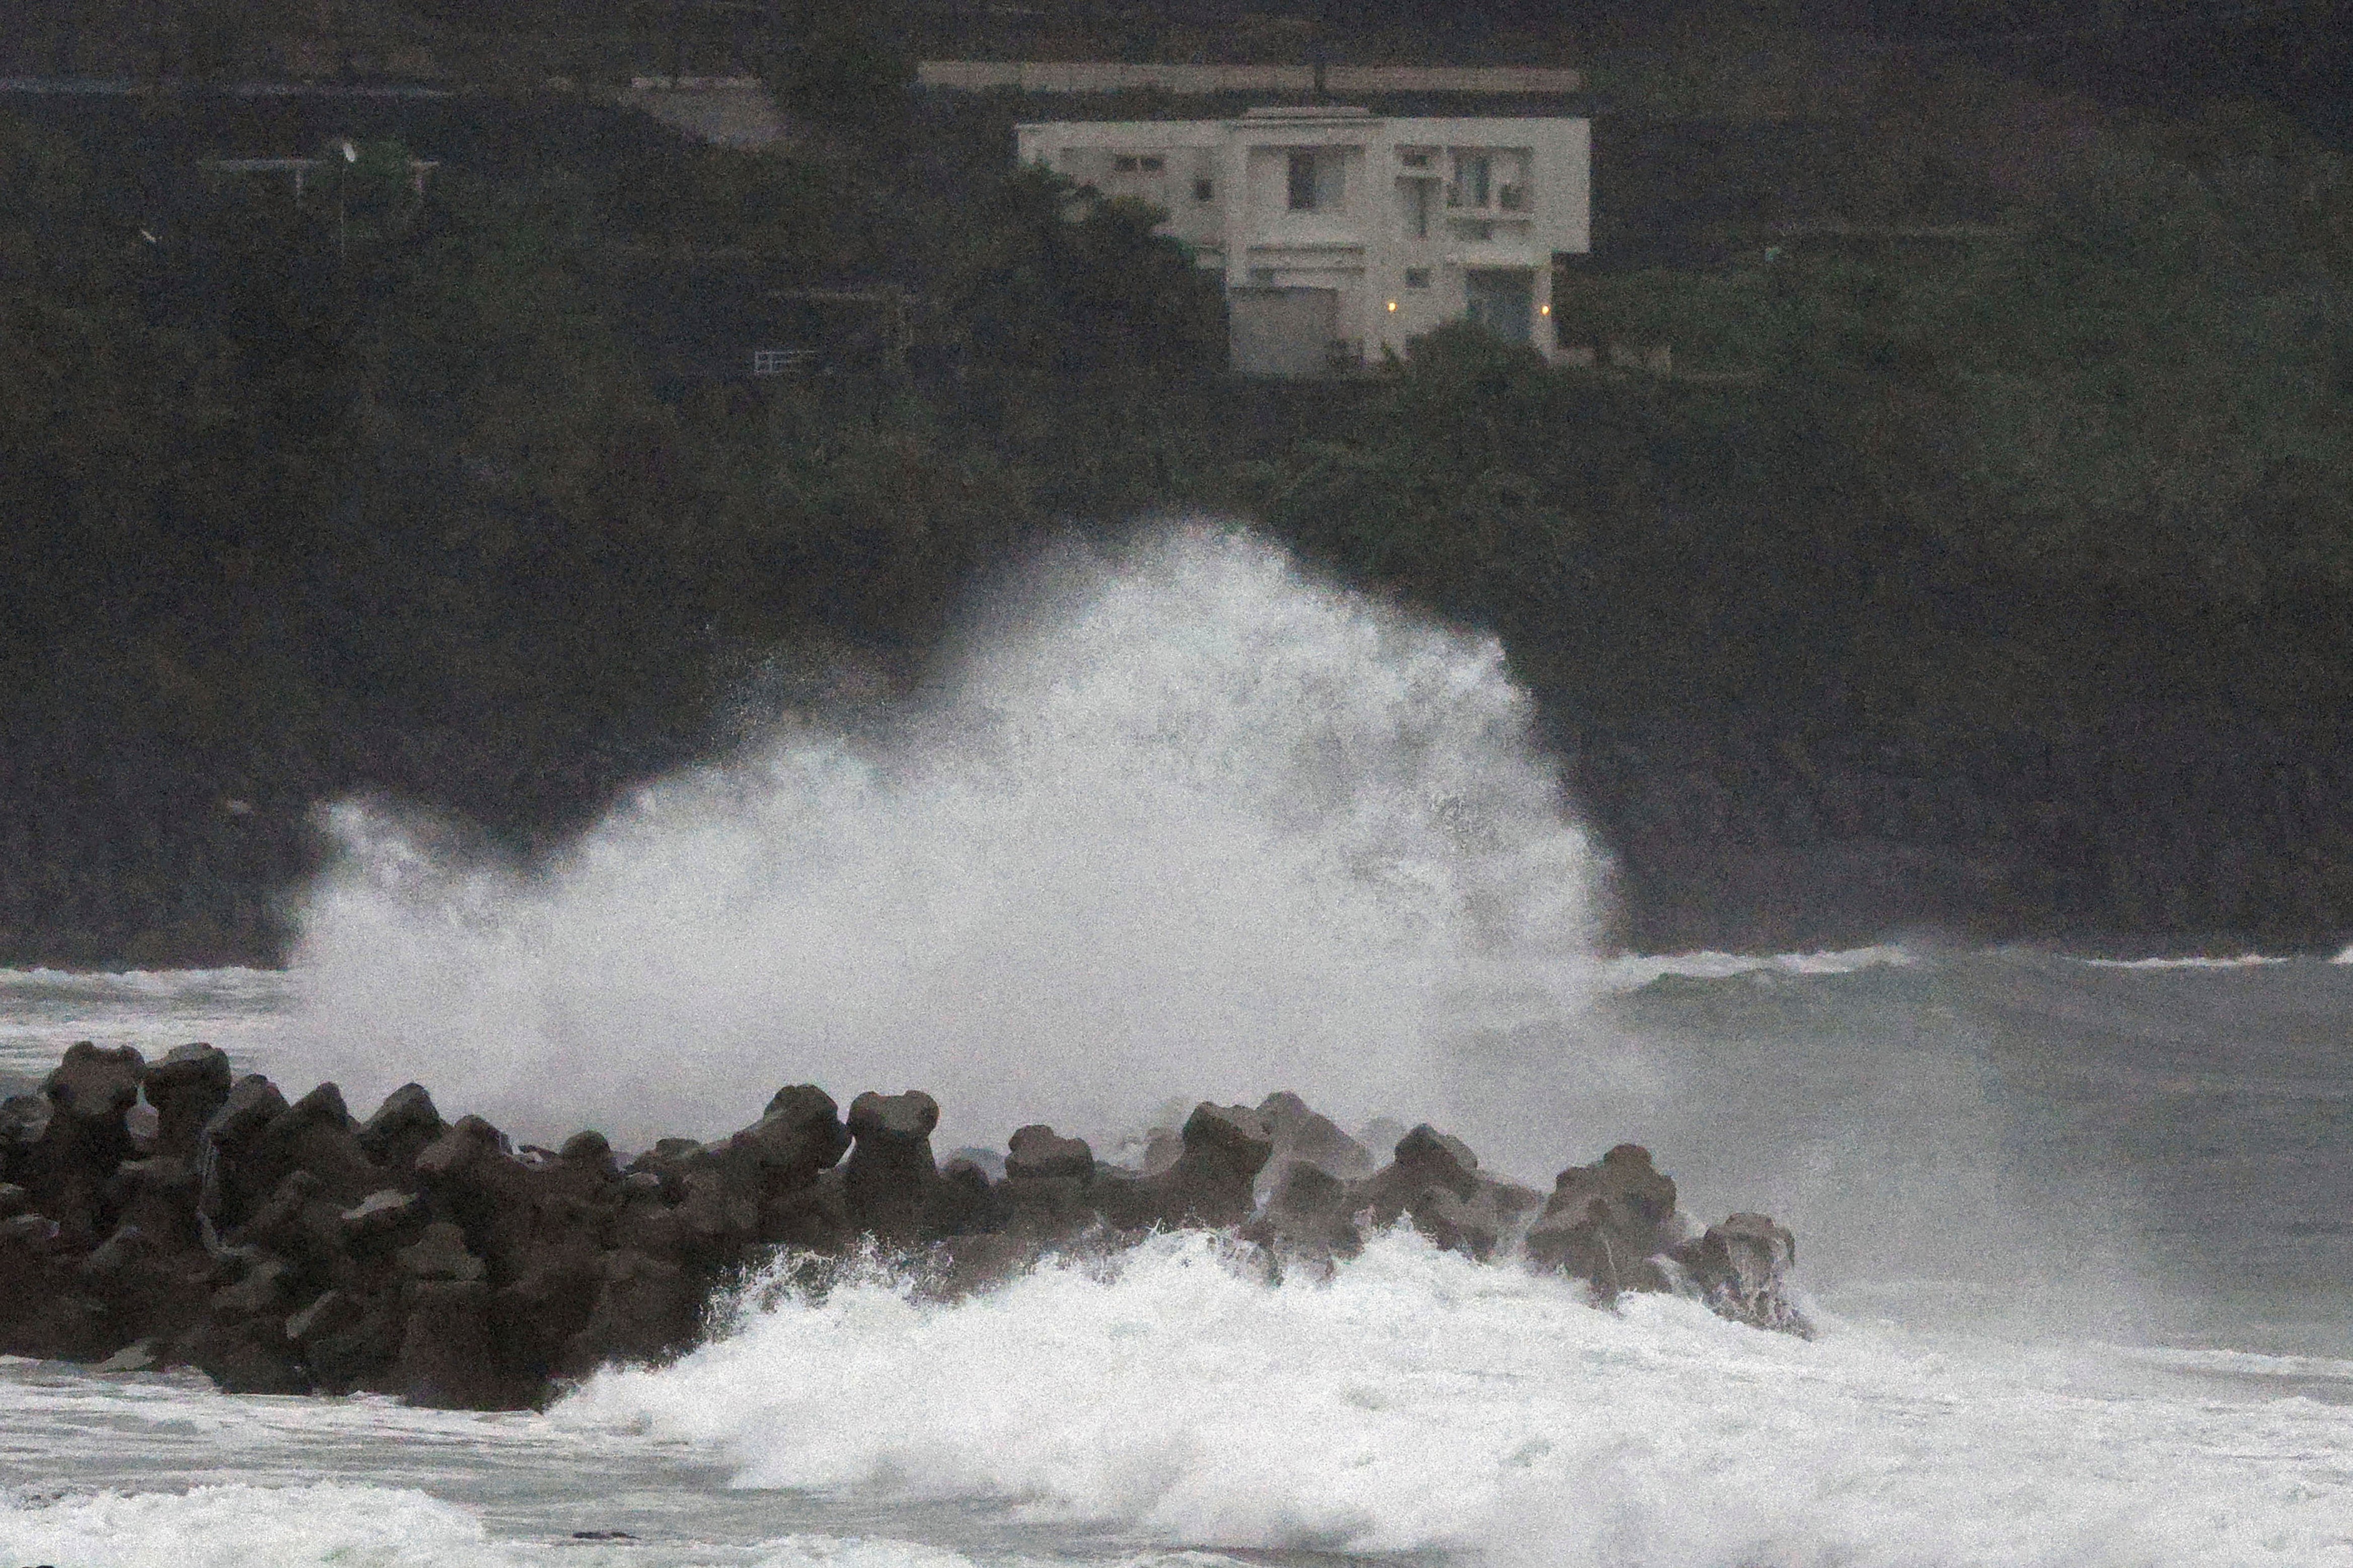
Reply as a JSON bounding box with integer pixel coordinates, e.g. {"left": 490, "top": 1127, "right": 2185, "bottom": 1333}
{"left": 1445, "top": 184, "right": 1531, "bottom": 214}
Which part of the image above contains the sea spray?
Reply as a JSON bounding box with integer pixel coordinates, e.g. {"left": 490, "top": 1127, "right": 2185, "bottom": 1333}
{"left": 288, "top": 526, "right": 1613, "bottom": 1157}
{"left": 277, "top": 524, "right": 2174, "bottom": 1331}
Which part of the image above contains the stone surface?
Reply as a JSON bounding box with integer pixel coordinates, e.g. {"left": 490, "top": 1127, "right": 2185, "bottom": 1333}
{"left": 1356, "top": 1123, "right": 1484, "bottom": 1239}
{"left": 358, "top": 1084, "right": 448, "bottom": 1174}
{"left": 558, "top": 1130, "right": 618, "bottom": 1176}
{"left": 399, "top": 1222, "right": 487, "bottom": 1283}
{"left": 847, "top": 1089, "right": 939, "bottom": 1141}
{"left": 491, "top": 1234, "right": 606, "bottom": 1380}
{"left": 394, "top": 1278, "right": 510, "bottom": 1408}
{"left": 0, "top": 1212, "right": 61, "bottom": 1255}
{"left": 79, "top": 1222, "right": 190, "bottom": 1325}
{"left": 413, "top": 1116, "right": 542, "bottom": 1276}
{"left": 43, "top": 1041, "right": 144, "bottom": 1126}
{"left": 30, "top": 1042, "right": 148, "bottom": 1239}
{"left": 210, "top": 1254, "right": 296, "bottom": 1321}
{"left": 93, "top": 1337, "right": 160, "bottom": 1373}
{"left": 1673, "top": 1212, "right": 1811, "bottom": 1336}
{"left": 112, "top": 1155, "right": 203, "bottom": 1253}
{"left": 200, "top": 1075, "right": 292, "bottom": 1227}
{"left": 286, "top": 1287, "right": 364, "bottom": 1347}
{"left": 760, "top": 1169, "right": 851, "bottom": 1252}
{"left": 841, "top": 1090, "right": 943, "bottom": 1237}
{"left": 1256, "top": 1092, "right": 1374, "bottom": 1187}
{"left": 1524, "top": 1144, "right": 1683, "bottom": 1295}
{"left": 205, "top": 1075, "right": 290, "bottom": 1153}
{"left": 934, "top": 1157, "right": 1001, "bottom": 1234}
{"left": 1404, "top": 1175, "right": 1543, "bottom": 1263}
{"left": 256, "top": 1083, "right": 384, "bottom": 1204}
{"left": 727, "top": 1085, "right": 851, "bottom": 1185}
{"left": 671, "top": 1170, "right": 760, "bottom": 1262}
{"left": 144, "top": 1043, "right": 233, "bottom": 1159}
{"left": 1004, "top": 1125, "right": 1094, "bottom": 1182}
{"left": 0, "top": 1042, "right": 1813, "bottom": 1405}
{"left": 1122, "top": 1103, "right": 1273, "bottom": 1229}
{"left": 240, "top": 1170, "right": 347, "bottom": 1265}
{"left": 0, "top": 1096, "right": 51, "bottom": 1185}
{"left": 560, "top": 1248, "right": 702, "bottom": 1375}
{"left": 414, "top": 1115, "right": 512, "bottom": 1184}
{"left": 339, "top": 1188, "right": 421, "bottom": 1247}
{"left": 1241, "top": 1161, "right": 1362, "bottom": 1259}
{"left": 307, "top": 1302, "right": 405, "bottom": 1391}
{"left": 182, "top": 1316, "right": 310, "bottom": 1395}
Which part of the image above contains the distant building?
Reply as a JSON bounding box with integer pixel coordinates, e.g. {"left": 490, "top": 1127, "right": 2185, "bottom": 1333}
{"left": 1016, "top": 105, "right": 1589, "bottom": 377}
{"left": 925, "top": 62, "right": 1581, "bottom": 95}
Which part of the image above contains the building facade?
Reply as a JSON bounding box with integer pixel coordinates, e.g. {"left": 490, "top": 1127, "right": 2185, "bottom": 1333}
{"left": 1015, "top": 105, "right": 1590, "bottom": 376}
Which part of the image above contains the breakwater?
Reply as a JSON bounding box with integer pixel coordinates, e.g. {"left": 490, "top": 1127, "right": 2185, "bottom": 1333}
{"left": 0, "top": 1040, "right": 1802, "bottom": 1408}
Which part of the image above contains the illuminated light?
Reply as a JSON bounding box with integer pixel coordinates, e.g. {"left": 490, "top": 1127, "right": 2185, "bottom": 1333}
{"left": 1386, "top": 299, "right": 1399, "bottom": 312}
{"left": 1539, "top": 303, "right": 1552, "bottom": 315}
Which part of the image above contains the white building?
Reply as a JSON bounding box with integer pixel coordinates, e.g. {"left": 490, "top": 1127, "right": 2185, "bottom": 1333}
{"left": 1015, "top": 105, "right": 1589, "bottom": 377}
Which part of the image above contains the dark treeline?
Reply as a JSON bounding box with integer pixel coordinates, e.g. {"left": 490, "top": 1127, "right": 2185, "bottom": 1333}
{"left": 8, "top": 44, "right": 2353, "bottom": 964}
{"left": 8, "top": 1, "right": 2347, "bottom": 147}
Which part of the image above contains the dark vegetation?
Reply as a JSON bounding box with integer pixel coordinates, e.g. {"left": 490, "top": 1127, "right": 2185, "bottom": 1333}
{"left": 7, "top": 8, "right": 2353, "bottom": 962}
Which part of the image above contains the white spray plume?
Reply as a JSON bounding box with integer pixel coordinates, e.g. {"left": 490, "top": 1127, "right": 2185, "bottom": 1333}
{"left": 287, "top": 525, "right": 1608, "bottom": 1155}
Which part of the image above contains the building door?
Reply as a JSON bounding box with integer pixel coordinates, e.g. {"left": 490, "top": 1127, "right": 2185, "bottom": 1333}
{"left": 1229, "top": 286, "right": 1341, "bottom": 378}
{"left": 1464, "top": 268, "right": 1533, "bottom": 344}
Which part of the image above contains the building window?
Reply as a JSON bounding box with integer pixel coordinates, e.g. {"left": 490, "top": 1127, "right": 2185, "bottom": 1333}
{"left": 1401, "top": 177, "right": 1432, "bottom": 238}
{"left": 1405, "top": 268, "right": 1431, "bottom": 288}
{"left": 1250, "top": 267, "right": 1277, "bottom": 285}
{"left": 1115, "top": 155, "right": 1138, "bottom": 172}
{"left": 1287, "top": 148, "right": 1318, "bottom": 210}
{"left": 1140, "top": 155, "right": 1164, "bottom": 172}
{"left": 1194, "top": 177, "right": 1214, "bottom": 201}
{"left": 1401, "top": 149, "right": 1431, "bottom": 168}
{"left": 1450, "top": 152, "right": 1492, "bottom": 208}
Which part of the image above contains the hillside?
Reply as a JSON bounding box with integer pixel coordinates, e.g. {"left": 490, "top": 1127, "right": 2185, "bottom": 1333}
{"left": 8, "top": 18, "right": 2353, "bottom": 961}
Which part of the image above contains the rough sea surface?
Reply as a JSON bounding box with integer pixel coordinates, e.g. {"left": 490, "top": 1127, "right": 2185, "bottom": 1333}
{"left": 7, "top": 948, "right": 2351, "bottom": 1567}
{"left": 4, "top": 530, "right": 2348, "bottom": 1565}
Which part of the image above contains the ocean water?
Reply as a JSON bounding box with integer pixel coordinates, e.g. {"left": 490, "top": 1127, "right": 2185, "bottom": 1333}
{"left": 5, "top": 528, "right": 2352, "bottom": 1565}
{"left": 0, "top": 966, "right": 291, "bottom": 1091}
{"left": 8, "top": 947, "right": 2353, "bottom": 1564}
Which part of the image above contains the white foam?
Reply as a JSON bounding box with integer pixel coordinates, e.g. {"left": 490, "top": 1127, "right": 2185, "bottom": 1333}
{"left": 1599, "top": 943, "right": 1918, "bottom": 990}
{"left": 0, "top": 966, "right": 286, "bottom": 999}
{"left": 744, "top": 1541, "right": 983, "bottom": 1568}
{"left": 0, "top": 1479, "right": 1007, "bottom": 1568}
{"left": 285, "top": 526, "right": 1606, "bottom": 1153}
{"left": 2068, "top": 954, "right": 2293, "bottom": 970}
{"left": 558, "top": 1230, "right": 2353, "bottom": 1566}
{"left": 0, "top": 1482, "right": 504, "bottom": 1568}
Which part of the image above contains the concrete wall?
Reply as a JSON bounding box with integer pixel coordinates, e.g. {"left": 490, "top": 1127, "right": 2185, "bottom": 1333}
{"left": 923, "top": 62, "right": 1580, "bottom": 95}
